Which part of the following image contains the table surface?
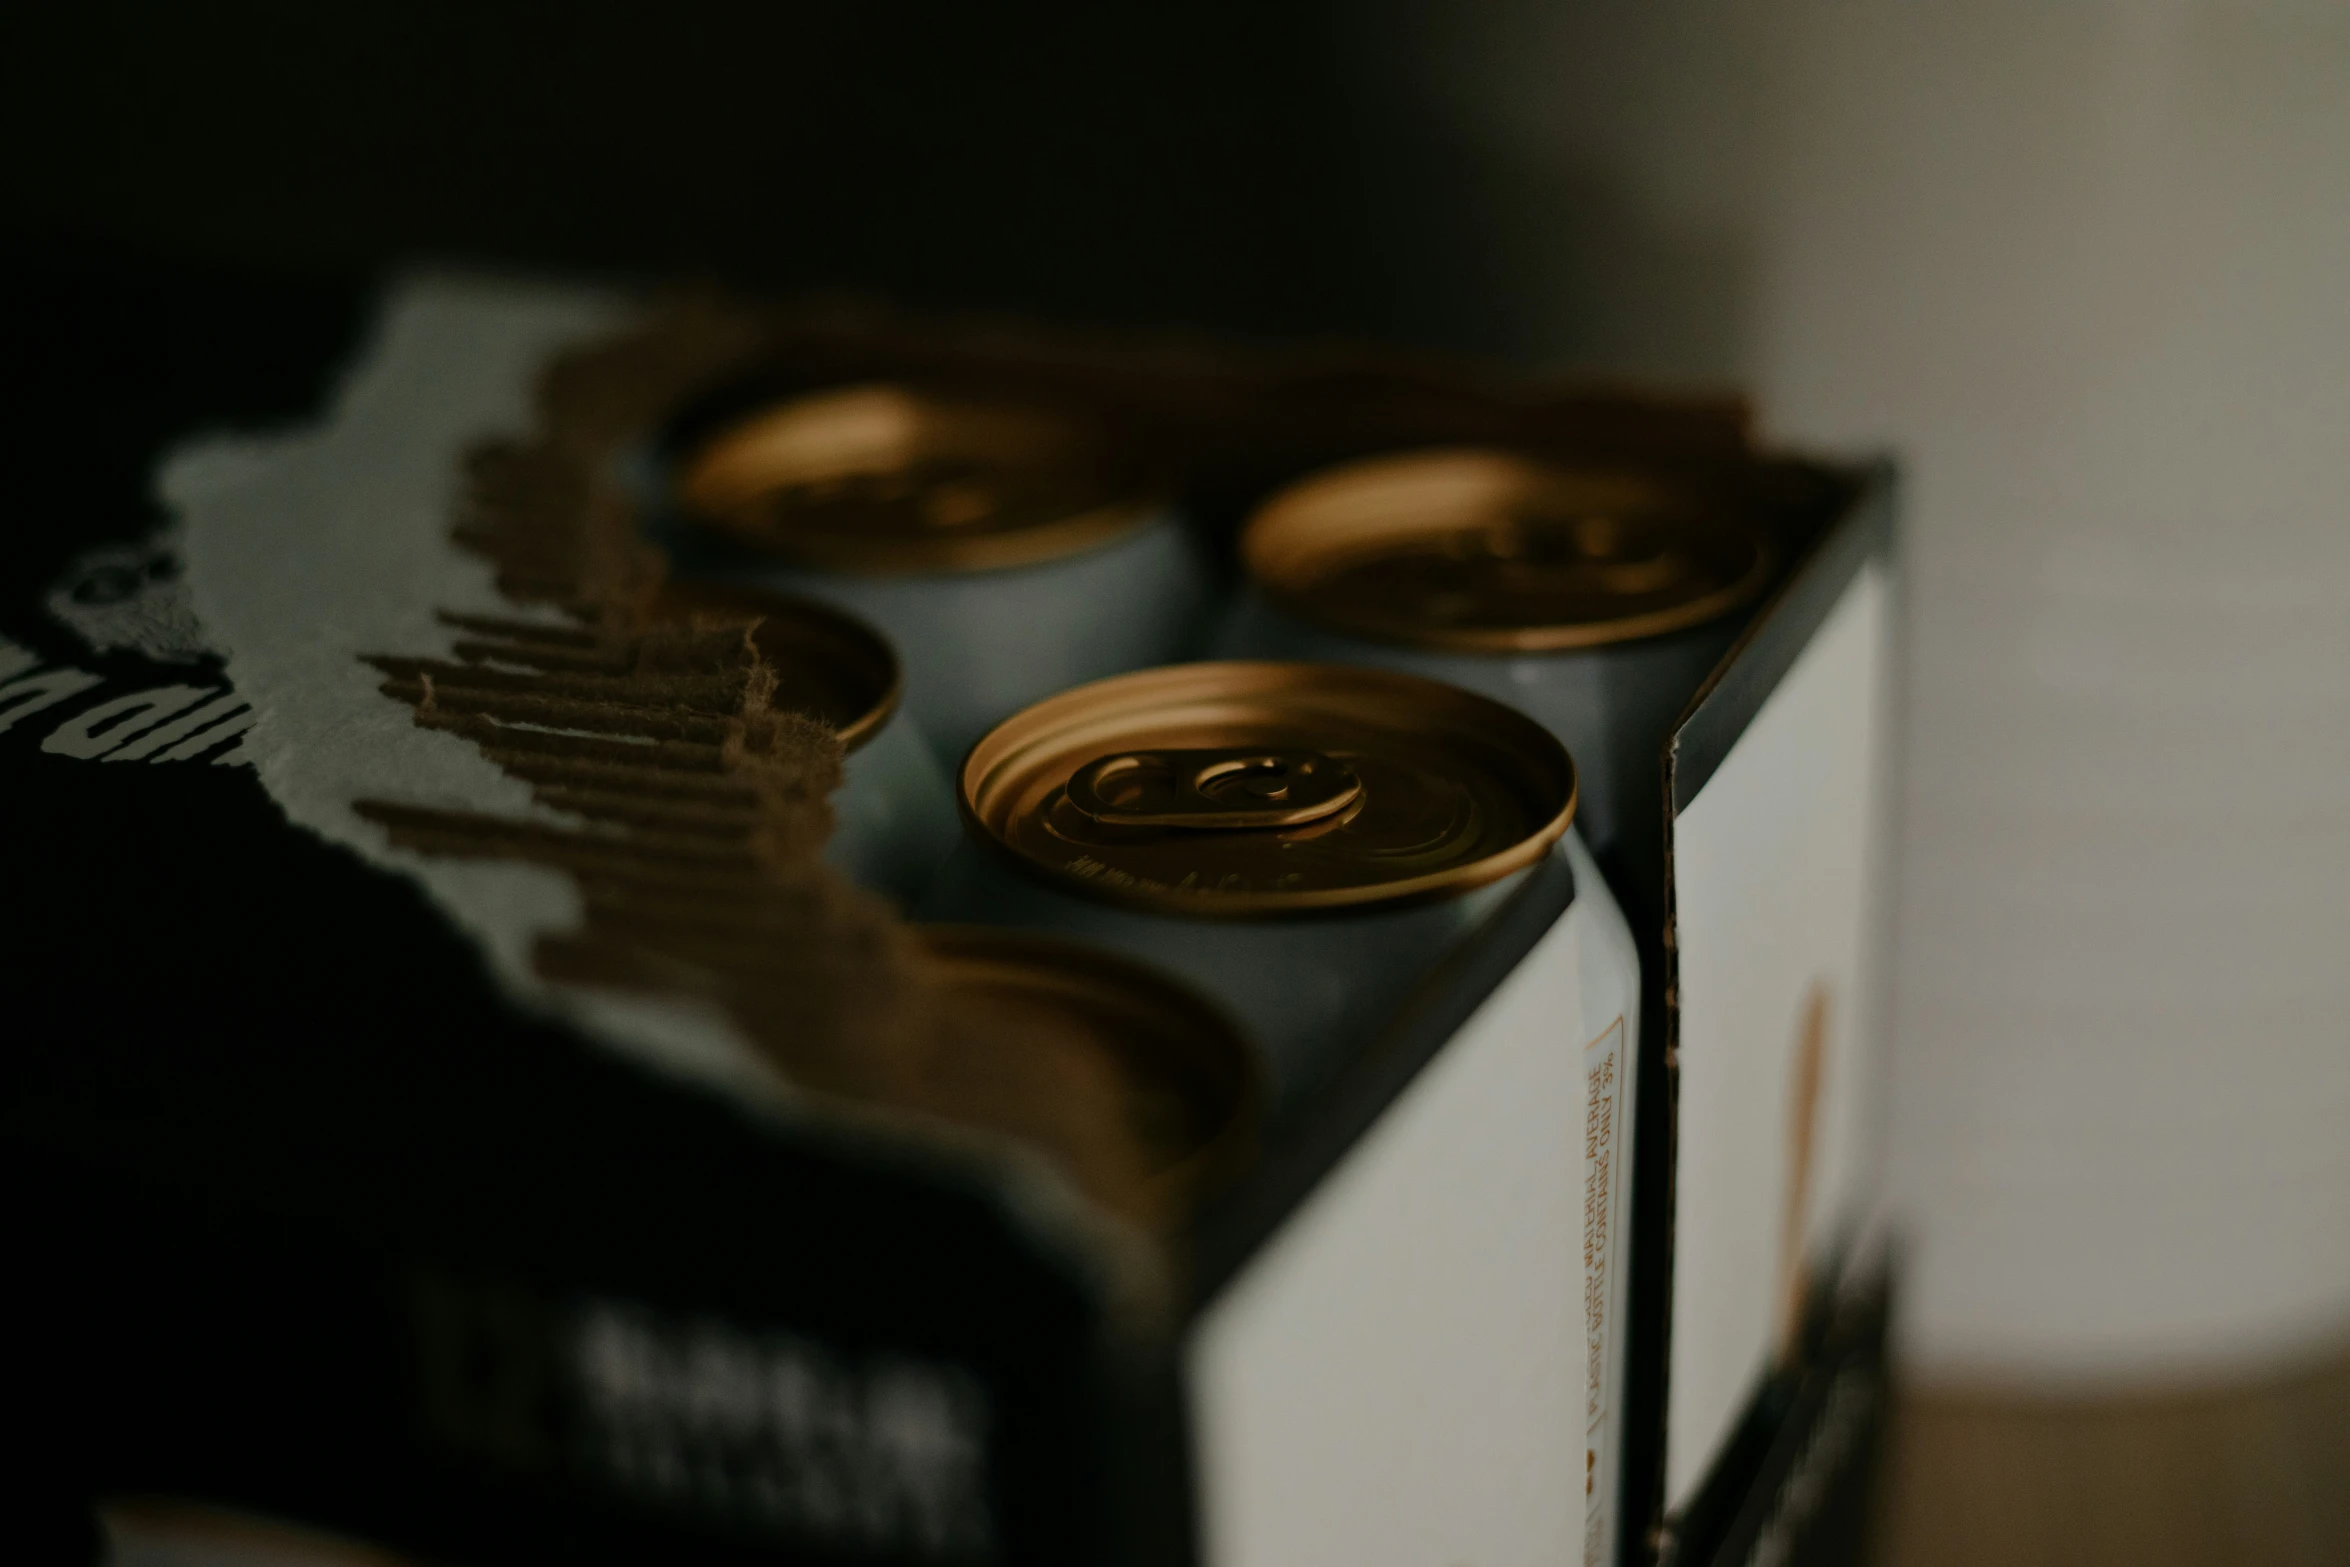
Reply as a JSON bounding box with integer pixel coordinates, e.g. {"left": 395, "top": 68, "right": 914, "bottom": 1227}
{"left": 1869, "top": 1340, "right": 2350, "bottom": 1567}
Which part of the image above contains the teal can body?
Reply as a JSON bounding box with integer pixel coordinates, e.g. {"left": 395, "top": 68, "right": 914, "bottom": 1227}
{"left": 1212, "top": 590, "right": 1732, "bottom": 859}
{"left": 923, "top": 838, "right": 1541, "bottom": 1111}
{"left": 655, "top": 383, "right": 1219, "bottom": 770}
{"left": 920, "top": 659, "right": 1624, "bottom": 1114}
{"left": 1221, "top": 448, "right": 1776, "bottom": 862}
{"left": 827, "top": 705, "right": 961, "bottom": 908}
{"left": 716, "top": 514, "right": 1215, "bottom": 769}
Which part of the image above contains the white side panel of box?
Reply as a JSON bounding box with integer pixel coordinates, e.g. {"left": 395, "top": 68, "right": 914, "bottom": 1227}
{"left": 1188, "top": 837, "right": 1638, "bottom": 1567}
{"left": 1666, "top": 563, "right": 1893, "bottom": 1508}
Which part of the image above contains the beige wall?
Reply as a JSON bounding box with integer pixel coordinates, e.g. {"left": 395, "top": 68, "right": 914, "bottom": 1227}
{"left": 1360, "top": 0, "right": 2350, "bottom": 1387}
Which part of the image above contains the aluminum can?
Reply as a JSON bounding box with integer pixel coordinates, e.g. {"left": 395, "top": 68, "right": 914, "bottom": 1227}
{"left": 656, "top": 580, "right": 959, "bottom": 907}
{"left": 1212, "top": 449, "right": 1776, "bottom": 858}
{"left": 664, "top": 383, "right": 1217, "bottom": 767}
{"left": 921, "top": 661, "right": 1610, "bottom": 1111}
{"left": 918, "top": 926, "right": 1261, "bottom": 1227}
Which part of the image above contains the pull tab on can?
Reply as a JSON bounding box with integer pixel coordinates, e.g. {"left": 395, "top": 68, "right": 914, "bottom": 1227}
{"left": 1067, "top": 748, "right": 1362, "bottom": 830}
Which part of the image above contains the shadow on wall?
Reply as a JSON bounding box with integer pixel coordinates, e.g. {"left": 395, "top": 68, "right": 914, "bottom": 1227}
{"left": 0, "top": 2, "right": 1328, "bottom": 335}
{"left": 1326, "top": 118, "right": 1756, "bottom": 379}
{"left": 0, "top": 0, "right": 1754, "bottom": 381}
{"left": 1357, "top": 0, "right": 2350, "bottom": 1403}
{"left": 1320, "top": 0, "right": 1777, "bottom": 381}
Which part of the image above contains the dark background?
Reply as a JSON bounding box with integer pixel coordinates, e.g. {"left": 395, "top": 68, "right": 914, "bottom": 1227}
{"left": 0, "top": 12, "right": 1738, "bottom": 1565}
{"left": 1, "top": 1, "right": 1563, "bottom": 357}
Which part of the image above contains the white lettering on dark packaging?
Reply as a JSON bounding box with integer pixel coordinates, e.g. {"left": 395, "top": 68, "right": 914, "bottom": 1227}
{"left": 573, "top": 1301, "right": 995, "bottom": 1562}
{"left": 0, "top": 636, "right": 254, "bottom": 764}
{"left": 43, "top": 684, "right": 222, "bottom": 758}
{"left": 0, "top": 651, "right": 103, "bottom": 732}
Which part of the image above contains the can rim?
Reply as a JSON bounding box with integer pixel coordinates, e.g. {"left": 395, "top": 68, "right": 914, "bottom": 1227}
{"left": 650, "top": 579, "right": 901, "bottom": 752}
{"left": 957, "top": 661, "right": 1578, "bottom": 919}
{"left": 673, "top": 383, "right": 1170, "bottom": 576}
{"left": 918, "top": 925, "right": 1264, "bottom": 1221}
{"left": 1242, "top": 446, "right": 1778, "bottom": 653}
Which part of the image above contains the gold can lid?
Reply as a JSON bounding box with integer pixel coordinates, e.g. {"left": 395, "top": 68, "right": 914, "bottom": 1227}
{"left": 1242, "top": 447, "right": 1776, "bottom": 652}
{"left": 920, "top": 927, "right": 1261, "bottom": 1221}
{"left": 960, "top": 661, "right": 1576, "bottom": 917}
{"left": 675, "top": 383, "right": 1162, "bottom": 574}
{"left": 650, "top": 580, "right": 900, "bottom": 750}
